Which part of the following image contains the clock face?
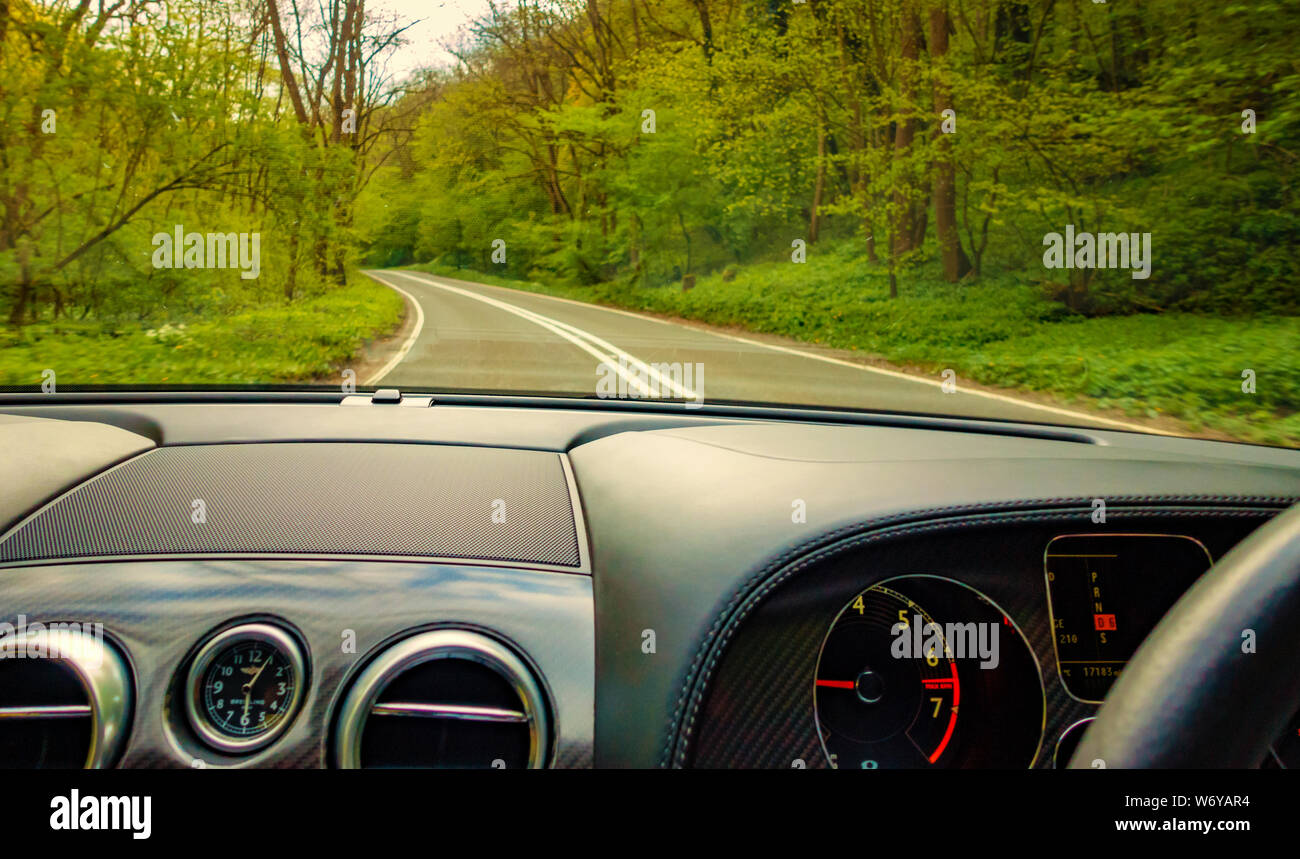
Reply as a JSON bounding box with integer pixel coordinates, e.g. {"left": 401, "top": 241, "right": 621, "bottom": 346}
{"left": 187, "top": 623, "right": 306, "bottom": 753}
{"left": 200, "top": 640, "right": 296, "bottom": 739}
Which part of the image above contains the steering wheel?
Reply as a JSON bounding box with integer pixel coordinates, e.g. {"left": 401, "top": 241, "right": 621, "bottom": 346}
{"left": 1070, "top": 503, "right": 1300, "bottom": 768}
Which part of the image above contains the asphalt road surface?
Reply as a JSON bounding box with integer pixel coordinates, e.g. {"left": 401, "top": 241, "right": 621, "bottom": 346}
{"left": 362, "top": 268, "right": 1159, "bottom": 433}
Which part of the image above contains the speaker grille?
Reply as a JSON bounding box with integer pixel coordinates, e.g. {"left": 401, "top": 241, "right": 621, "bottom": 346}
{"left": 0, "top": 443, "right": 581, "bottom": 567}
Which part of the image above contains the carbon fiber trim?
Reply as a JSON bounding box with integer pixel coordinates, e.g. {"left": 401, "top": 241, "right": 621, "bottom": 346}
{"left": 0, "top": 443, "right": 582, "bottom": 568}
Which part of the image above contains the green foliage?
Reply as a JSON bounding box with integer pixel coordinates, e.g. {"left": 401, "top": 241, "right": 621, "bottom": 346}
{"left": 0, "top": 273, "right": 403, "bottom": 386}
{"left": 0, "top": 0, "right": 408, "bottom": 383}
{"left": 358, "top": 0, "right": 1300, "bottom": 445}
{"left": 359, "top": 0, "right": 1299, "bottom": 318}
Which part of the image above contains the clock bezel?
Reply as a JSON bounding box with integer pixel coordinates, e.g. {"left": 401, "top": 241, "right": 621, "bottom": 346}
{"left": 184, "top": 622, "right": 307, "bottom": 754}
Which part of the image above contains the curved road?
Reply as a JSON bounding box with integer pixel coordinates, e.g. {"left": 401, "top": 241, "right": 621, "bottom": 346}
{"left": 362, "top": 268, "right": 1161, "bottom": 432}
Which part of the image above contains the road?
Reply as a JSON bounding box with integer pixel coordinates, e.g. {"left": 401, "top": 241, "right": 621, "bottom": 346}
{"left": 361, "top": 268, "right": 1162, "bottom": 432}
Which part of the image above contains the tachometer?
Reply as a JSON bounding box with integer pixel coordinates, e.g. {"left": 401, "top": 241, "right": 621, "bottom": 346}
{"left": 813, "top": 576, "right": 1044, "bottom": 769}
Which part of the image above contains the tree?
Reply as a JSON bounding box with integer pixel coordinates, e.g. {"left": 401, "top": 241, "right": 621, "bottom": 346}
{"left": 928, "top": 1, "right": 971, "bottom": 282}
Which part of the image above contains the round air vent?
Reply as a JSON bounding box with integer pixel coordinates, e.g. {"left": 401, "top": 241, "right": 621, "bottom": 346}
{"left": 334, "top": 630, "right": 549, "bottom": 769}
{"left": 0, "top": 625, "right": 133, "bottom": 768}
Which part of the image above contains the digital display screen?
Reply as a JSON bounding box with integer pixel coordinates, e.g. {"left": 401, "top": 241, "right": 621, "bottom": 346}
{"left": 1044, "top": 534, "right": 1212, "bottom": 702}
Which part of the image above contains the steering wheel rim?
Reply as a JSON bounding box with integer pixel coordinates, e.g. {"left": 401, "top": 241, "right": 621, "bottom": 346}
{"left": 1069, "top": 502, "right": 1300, "bottom": 768}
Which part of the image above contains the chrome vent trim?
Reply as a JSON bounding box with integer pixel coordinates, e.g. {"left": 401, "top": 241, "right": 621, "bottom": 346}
{"left": 0, "top": 704, "right": 93, "bottom": 719}
{"left": 334, "top": 629, "right": 548, "bottom": 768}
{"left": 0, "top": 626, "right": 133, "bottom": 767}
{"left": 369, "top": 702, "right": 529, "bottom": 723}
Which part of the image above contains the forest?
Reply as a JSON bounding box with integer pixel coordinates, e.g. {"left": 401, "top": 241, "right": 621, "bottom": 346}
{"left": 1, "top": 0, "right": 1297, "bottom": 442}
{"left": 365, "top": 0, "right": 1299, "bottom": 317}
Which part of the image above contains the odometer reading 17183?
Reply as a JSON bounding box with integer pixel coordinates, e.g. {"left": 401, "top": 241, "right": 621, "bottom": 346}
{"left": 185, "top": 622, "right": 307, "bottom": 754}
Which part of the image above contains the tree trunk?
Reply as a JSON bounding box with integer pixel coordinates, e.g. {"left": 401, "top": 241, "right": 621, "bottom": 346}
{"left": 8, "top": 289, "right": 29, "bottom": 326}
{"left": 810, "top": 123, "right": 827, "bottom": 243}
{"left": 929, "top": 5, "right": 971, "bottom": 282}
{"left": 677, "top": 209, "right": 693, "bottom": 275}
{"left": 691, "top": 0, "right": 714, "bottom": 63}
{"left": 892, "top": 5, "right": 922, "bottom": 257}
{"left": 888, "top": 232, "right": 898, "bottom": 299}
{"left": 284, "top": 227, "right": 299, "bottom": 300}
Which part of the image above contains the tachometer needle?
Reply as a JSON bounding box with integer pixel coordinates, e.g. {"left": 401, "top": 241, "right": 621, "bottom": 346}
{"left": 815, "top": 680, "right": 856, "bottom": 689}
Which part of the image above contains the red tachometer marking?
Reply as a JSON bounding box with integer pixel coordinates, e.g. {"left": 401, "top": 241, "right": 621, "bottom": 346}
{"left": 927, "top": 662, "right": 961, "bottom": 764}
{"left": 815, "top": 680, "right": 855, "bottom": 689}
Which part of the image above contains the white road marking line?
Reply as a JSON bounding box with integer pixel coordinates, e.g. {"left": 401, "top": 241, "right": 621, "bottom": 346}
{"left": 388, "top": 270, "right": 699, "bottom": 398}
{"left": 421, "top": 271, "right": 678, "bottom": 326}
{"left": 362, "top": 271, "right": 425, "bottom": 385}
{"left": 383, "top": 270, "right": 648, "bottom": 396}
{"left": 384, "top": 270, "right": 673, "bottom": 398}
{"left": 392, "top": 270, "right": 1173, "bottom": 435}
{"left": 505, "top": 305, "right": 700, "bottom": 400}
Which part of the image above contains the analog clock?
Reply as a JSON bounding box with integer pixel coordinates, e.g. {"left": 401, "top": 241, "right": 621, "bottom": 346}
{"left": 185, "top": 622, "right": 306, "bottom": 753}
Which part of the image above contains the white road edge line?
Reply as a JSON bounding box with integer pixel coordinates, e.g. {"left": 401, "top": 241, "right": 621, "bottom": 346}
{"left": 384, "top": 270, "right": 697, "bottom": 400}
{"left": 362, "top": 271, "right": 425, "bottom": 386}
{"left": 701, "top": 329, "right": 1176, "bottom": 435}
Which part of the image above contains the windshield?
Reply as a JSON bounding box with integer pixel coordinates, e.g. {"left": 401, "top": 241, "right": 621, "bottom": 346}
{"left": 2, "top": 0, "right": 1295, "bottom": 447}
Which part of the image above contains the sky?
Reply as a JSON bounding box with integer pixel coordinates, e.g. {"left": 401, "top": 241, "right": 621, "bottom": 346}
{"left": 368, "top": 0, "right": 498, "bottom": 82}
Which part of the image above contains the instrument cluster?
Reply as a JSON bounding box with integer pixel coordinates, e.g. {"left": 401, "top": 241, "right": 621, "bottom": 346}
{"left": 682, "top": 512, "right": 1291, "bottom": 769}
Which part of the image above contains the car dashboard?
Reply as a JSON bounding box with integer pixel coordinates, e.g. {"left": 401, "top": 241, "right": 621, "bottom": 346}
{"left": 1, "top": 396, "right": 1297, "bottom": 769}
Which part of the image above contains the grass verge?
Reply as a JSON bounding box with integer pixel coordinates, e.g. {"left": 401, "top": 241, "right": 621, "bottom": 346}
{"left": 0, "top": 274, "right": 404, "bottom": 387}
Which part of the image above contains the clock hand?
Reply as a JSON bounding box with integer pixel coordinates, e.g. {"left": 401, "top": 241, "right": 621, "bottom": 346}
{"left": 250, "top": 653, "right": 273, "bottom": 685}
{"left": 241, "top": 653, "right": 273, "bottom": 695}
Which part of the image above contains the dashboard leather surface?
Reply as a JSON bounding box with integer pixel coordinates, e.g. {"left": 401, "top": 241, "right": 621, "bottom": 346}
{"left": 567, "top": 423, "right": 1300, "bottom": 767}
{"left": 0, "top": 413, "right": 154, "bottom": 533}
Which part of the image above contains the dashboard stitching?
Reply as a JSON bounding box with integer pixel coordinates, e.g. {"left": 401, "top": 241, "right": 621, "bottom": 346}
{"left": 662, "top": 497, "right": 1297, "bottom": 767}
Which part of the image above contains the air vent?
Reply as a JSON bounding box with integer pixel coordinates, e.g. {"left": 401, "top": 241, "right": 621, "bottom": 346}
{"left": 0, "top": 626, "right": 133, "bottom": 768}
{"left": 334, "top": 630, "right": 548, "bottom": 769}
